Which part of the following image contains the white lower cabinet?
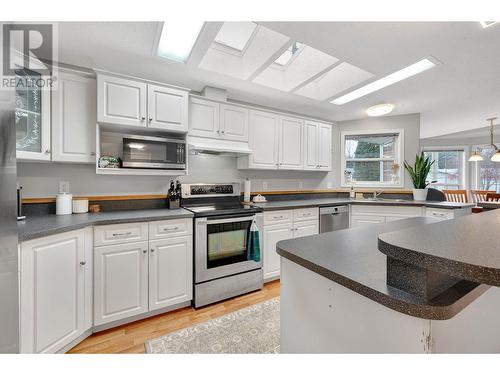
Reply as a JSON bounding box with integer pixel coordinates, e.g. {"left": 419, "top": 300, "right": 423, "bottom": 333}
{"left": 350, "top": 205, "right": 423, "bottom": 227}
{"left": 149, "top": 236, "right": 193, "bottom": 311}
{"left": 93, "top": 218, "right": 193, "bottom": 327}
{"left": 263, "top": 208, "right": 319, "bottom": 280}
{"left": 20, "top": 228, "right": 92, "bottom": 353}
{"left": 93, "top": 241, "right": 149, "bottom": 326}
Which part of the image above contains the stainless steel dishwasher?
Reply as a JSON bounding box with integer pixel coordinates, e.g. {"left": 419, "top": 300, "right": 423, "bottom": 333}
{"left": 320, "top": 205, "right": 350, "bottom": 233}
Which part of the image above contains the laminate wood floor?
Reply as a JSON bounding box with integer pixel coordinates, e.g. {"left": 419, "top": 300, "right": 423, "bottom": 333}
{"left": 68, "top": 280, "right": 280, "bottom": 354}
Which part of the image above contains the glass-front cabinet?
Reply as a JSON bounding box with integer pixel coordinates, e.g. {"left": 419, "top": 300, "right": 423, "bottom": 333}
{"left": 15, "top": 65, "right": 51, "bottom": 161}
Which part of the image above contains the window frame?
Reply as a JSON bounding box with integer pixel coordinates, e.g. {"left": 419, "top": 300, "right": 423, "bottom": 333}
{"left": 471, "top": 143, "right": 500, "bottom": 193}
{"left": 421, "top": 146, "right": 468, "bottom": 190}
{"left": 340, "top": 129, "right": 404, "bottom": 188}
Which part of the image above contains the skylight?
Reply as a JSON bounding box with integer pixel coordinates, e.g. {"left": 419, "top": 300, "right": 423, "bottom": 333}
{"left": 157, "top": 21, "right": 204, "bottom": 63}
{"left": 214, "top": 22, "right": 257, "bottom": 52}
{"left": 330, "top": 58, "right": 436, "bottom": 105}
{"left": 274, "top": 42, "right": 303, "bottom": 67}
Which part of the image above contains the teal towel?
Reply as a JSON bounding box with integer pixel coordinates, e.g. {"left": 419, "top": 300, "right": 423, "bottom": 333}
{"left": 247, "top": 220, "right": 261, "bottom": 262}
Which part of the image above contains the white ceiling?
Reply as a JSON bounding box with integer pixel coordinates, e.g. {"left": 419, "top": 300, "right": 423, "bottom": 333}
{"left": 54, "top": 21, "right": 500, "bottom": 139}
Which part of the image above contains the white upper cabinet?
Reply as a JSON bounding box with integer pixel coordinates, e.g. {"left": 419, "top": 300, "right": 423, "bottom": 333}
{"left": 97, "top": 74, "right": 188, "bottom": 132}
{"left": 52, "top": 72, "right": 96, "bottom": 163}
{"left": 20, "top": 229, "right": 88, "bottom": 353}
{"left": 318, "top": 123, "right": 332, "bottom": 170}
{"left": 98, "top": 75, "right": 147, "bottom": 127}
{"left": 219, "top": 104, "right": 249, "bottom": 142}
{"left": 147, "top": 84, "right": 188, "bottom": 132}
{"left": 189, "top": 97, "right": 219, "bottom": 138}
{"left": 189, "top": 97, "right": 249, "bottom": 142}
{"left": 303, "top": 121, "right": 332, "bottom": 171}
{"left": 279, "top": 116, "right": 303, "bottom": 170}
{"left": 247, "top": 110, "right": 279, "bottom": 169}
{"left": 303, "top": 121, "right": 319, "bottom": 170}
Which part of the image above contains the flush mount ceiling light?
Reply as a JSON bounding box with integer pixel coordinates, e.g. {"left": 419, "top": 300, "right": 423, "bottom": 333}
{"left": 366, "top": 103, "right": 395, "bottom": 117}
{"left": 480, "top": 21, "right": 499, "bottom": 28}
{"left": 331, "top": 58, "right": 437, "bottom": 105}
{"left": 157, "top": 21, "right": 205, "bottom": 63}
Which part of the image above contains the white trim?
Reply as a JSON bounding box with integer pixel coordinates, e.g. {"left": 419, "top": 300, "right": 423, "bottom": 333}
{"left": 340, "top": 129, "right": 404, "bottom": 188}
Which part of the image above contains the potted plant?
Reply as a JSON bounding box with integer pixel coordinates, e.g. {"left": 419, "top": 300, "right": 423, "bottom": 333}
{"left": 403, "top": 152, "right": 435, "bottom": 201}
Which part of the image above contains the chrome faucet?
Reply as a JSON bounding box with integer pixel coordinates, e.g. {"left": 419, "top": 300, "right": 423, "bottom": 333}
{"left": 373, "top": 191, "right": 384, "bottom": 199}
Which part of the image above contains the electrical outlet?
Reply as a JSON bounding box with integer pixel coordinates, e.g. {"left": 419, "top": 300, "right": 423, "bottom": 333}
{"left": 59, "top": 181, "right": 70, "bottom": 194}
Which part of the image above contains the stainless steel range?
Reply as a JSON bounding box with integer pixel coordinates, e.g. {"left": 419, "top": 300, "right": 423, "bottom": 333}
{"left": 181, "top": 183, "right": 263, "bottom": 308}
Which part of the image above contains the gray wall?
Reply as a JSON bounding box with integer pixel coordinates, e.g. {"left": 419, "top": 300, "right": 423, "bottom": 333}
{"left": 17, "top": 113, "right": 421, "bottom": 197}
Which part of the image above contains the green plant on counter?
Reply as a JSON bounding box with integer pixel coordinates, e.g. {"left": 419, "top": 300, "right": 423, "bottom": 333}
{"left": 403, "top": 152, "right": 435, "bottom": 189}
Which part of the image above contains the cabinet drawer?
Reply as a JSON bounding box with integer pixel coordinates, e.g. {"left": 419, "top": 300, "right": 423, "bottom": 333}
{"left": 94, "top": 222, "right": 148, "bottom": 246}
{"left": 293, "top": 207, "right": 319, "bottom": 222}
{"left": 264, "top": 210, "right": 293, "bottom": 225}
{"left": 149, "top": 218, "right": 192, "bottom": 240}
{"left": 351, "top": 204, "right": 422, "bottom": 217}
{"left": 351, "top": 215, "right": 386, "bottom": 228}
{"left": 425, "top": 208, "right": 454, "bottom": 220}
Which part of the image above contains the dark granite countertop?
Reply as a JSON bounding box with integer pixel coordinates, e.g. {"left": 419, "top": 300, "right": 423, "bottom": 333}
{"left": 255, "top": 198, "right": 474, "bottom": 211}
{"left": 378, "top": 209, "right": 500, "bottom": 287}
{"left": 276, "top": 217, "right": 489, "bottom": 320}
{"left": 18, "top": 209, "right": 194, "bottom": 242}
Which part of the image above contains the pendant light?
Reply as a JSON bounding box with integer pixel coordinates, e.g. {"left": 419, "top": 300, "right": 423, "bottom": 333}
{"left": 468, "top": 149, "right": 484, "bottom": 161}
{"left": 487, "top": 117, "right": 500, "bottom": 162}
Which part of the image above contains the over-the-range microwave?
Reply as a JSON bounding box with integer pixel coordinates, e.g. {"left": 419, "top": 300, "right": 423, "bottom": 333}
{"left": 122, "top": 135, "right": 186, "bottom": 170}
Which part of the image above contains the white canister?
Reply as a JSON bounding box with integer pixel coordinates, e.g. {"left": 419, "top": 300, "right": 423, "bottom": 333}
{"left": 72, "top": 198, "right": 89, "bottom": 214}
{"left": 56, "top": 193, "right": 73, "bottom": 215}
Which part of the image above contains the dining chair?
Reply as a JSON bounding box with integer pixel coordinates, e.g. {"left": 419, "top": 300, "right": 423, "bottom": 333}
{"left": 471, "top": 190, "right": 496, "bottom": 203}
{"left": 486, "top": 192, "right": 500, "bottom": 202}
{"left": 443, "top": 189, "right": 469, "bottom": 203}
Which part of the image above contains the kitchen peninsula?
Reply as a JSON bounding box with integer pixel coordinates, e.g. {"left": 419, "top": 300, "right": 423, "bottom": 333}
{"left": 277, "top": 210, "right": 500, "bottom": 353}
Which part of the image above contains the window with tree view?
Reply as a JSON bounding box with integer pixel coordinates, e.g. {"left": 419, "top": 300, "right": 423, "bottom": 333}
{"left": 343, "top": 132, "right": 402, "bottom": 186}
{"left": 423, "top": 149, "right": 465, "bottom": 190}
{"left": 475, "top": 145, "right": 500, "bottom": 193}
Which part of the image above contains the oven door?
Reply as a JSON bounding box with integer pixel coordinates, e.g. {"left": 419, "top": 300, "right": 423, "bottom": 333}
{"left": 195, "top": 214, "right": 262, "bottom": 283}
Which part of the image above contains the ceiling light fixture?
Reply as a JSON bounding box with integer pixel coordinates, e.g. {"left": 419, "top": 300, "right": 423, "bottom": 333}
{"left": 468, "top": 149, "right": 484, "bottom": 162}
{"left": 480, "top": 21, "right": 499, "bottom": 28}
{"left": 469, "top": 117, "right": 500, "bottom": 162}
{"left": 366, "top": 103, "right": 395, "bottom": 117}
{"left": 157, "top": 21, "right": 204, "bottom": 63}
{"left": 331, "top": 58, "right": 437, "bottom": 105}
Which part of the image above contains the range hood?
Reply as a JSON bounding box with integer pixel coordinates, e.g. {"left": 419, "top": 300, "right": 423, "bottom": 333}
{"left": 188, "top": 136, "right": 252, "bottom": 156}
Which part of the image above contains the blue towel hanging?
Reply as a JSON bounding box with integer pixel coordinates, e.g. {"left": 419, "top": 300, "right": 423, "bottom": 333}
{"left": 247, "top": 220, "right": 261, "bottom": 262}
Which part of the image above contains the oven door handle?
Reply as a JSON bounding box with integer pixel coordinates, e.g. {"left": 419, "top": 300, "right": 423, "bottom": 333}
{"left": 199, "top": 215, "right": 256, "bottom": 225}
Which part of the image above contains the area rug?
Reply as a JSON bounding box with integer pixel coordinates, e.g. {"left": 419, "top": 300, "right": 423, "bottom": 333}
{"left": 145, "top": 297, "right": 280, "bottom": 354}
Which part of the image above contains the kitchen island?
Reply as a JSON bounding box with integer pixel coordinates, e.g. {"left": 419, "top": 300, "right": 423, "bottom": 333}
{"left": 276, "top": 211, "right": 500, "bottom": 353}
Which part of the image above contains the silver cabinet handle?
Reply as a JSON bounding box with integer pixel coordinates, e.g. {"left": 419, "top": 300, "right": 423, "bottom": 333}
{"left": 221, "top": 130, "right": 225, "bottom": 134}
{"left": 150, "top": 248, "right": 155, "bottom": 253}
{"left": 90, "top": 152, "right": 96, "bottom": 156}
{"left": 112, "top": 231, "right": 132, "bottom": 237}
{"left": 80, "top": 261, "right": 86, "bottom": 266}
{"left": 142, "top": 249, "right": 147, "bottom": 254}
{"left": 162, "top": 226, "right": 179, "bottom": 232}
{"left": 148, "top": 116, "right": 153, "bottom": 123}
{"left": 141, "top": 116, "right": 145, "bottom": 121}
{"left": 216, "top": 130, "right": 220, "bottom": 134}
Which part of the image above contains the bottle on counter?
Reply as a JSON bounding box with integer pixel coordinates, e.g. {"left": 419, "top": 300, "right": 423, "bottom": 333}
{"left": 349, "top": 185, "right": 355, "bottom": 199}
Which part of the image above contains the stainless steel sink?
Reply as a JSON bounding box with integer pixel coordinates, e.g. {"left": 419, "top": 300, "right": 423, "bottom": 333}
{"left": 363, "top": 198, "right": 408, "bottom": 203}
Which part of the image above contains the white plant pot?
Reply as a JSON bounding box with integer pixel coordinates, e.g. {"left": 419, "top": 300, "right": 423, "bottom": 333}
{"left": 412, "top": 188, "right": 428, "bottom": 201}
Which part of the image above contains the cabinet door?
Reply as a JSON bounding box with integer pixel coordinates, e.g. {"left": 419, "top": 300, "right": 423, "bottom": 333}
{"left": 219, "top": 104, "right": 249, "bottom": 142}
{"left": 20, "top": 230, "right": 85, "bottom": 353}
{"left": 52, "top": 73, "right": 96, "bottom": 163}
{"left": 248, "top": 110, "right": 279, "bottom": 169}
{"left": 189, "top": 97, "right": 219, "bottom": 138}
{"left": 318, "top": 123, "right": 332, "bottom": 171}
{"left": 147, "top": 84, "right": 188, "bottom": 133}
{"left": 94, "top": 241, "right": 149, "bottom": 326}
{"left": 350, "top": 215, "right": 386, "bottom": 228}
{"left": 293, "top": 220, "right": 319, "bottom": 238}
{"left": 149, "top": 236, "right": 193, "bottom": 311}
{"left": 279, "top": 116, "right": 303, "bottom": 170}
{"left": 15, "top": 66, "right": 51, "bottom": 161}
{"left": 97, "top": 75, "right": 147, "bottom": 127}
{"left": 263, "top": 223, "right": 293, "bottom": 280}
{"left": 303, "top": 121, "right": 319, "bottom": 170}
